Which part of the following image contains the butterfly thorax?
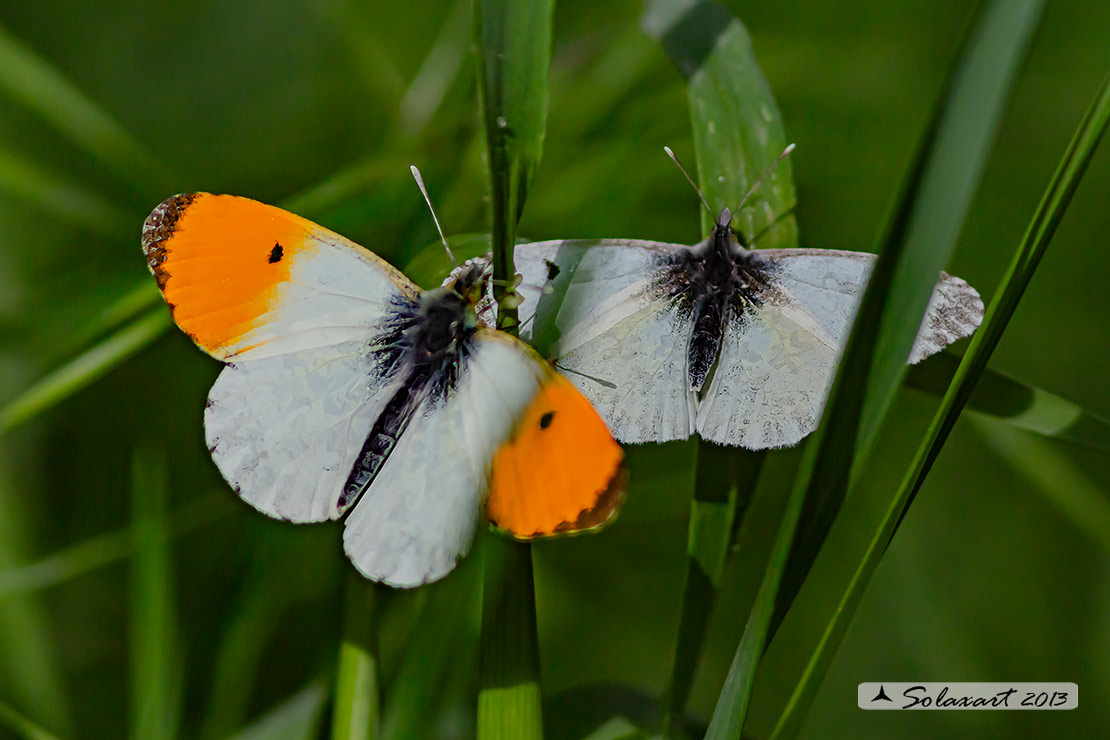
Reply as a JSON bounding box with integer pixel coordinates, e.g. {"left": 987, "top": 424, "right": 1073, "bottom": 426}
{"left": 658, "top": 220, "right": 775, "bottom": 392}
{"left": 340, "top": 272, "right": 487, "bottom": 510}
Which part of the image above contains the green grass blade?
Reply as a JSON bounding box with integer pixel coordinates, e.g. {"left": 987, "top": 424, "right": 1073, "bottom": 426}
{"left": 578, "top": 716, "right": 641, "bottom": 740}
{"left": 227, "top": 681, "right": 328, "bottom": 740}
{"left": 644, "top": 0, "right": 794, "bottom": 724}
{"left": 0, "top": 22, "right": 170, "bottom": 190}
{"left": 129, "top": 447, "right": 182, "bottom": 740}
{"left": 0, "top": 466, "right": 72, "bottom": 735}
{"left": 474, "top": 0, "right": 552, "bottom": 736}
{"left": 380, "top": 561, "right": 480, "bottom": 740}
{"left": 768, "top": 71, "right": 1110, "bottom": 740}
{"left": 976, "top": 420, "right": 1110, "bottom": 552}
{"left": 661, "top": 444, "right": 763, "bottom": 723}
{"left": 331, "top": 576, "right": 380, "bottom": 740}
{"left": 0, "top": 145, "right": 134, "bottom": 236}
{"left": 0, "top": 494, "right": 222, "bottom": 599}
{"left": 856, "top": 0, "right": 1044, "bottom": 453}
{"left": 0, "top": 310, "right": 170, "bottom": 434}
{"left": 701, "top": 443, "right": 811, "bottom": 739}
{"left": 199, "top": 533, "right": 314, "bottom": 740}
{"left": 0, "top": 701, "right": 62, "bottom": 740}
{"left": 774, "top": 0, "right": 1044, "bottom": 628}
{"left": 905, "top": 352, "right": 1110, "bottom": 450}
{"left": 644, "top": 0, "right": 797, "bottom": 243}
{"left": 396, "top": 0, "right": 474, "bottom": 137}
{"left": 477, "top": 536, "right": 543, "bottom": 740}
{"left": 60, "top": 281, "right": 163, "bottom": 358}
{"left": 475, "top": 0, "right": 553, "bottom": 331}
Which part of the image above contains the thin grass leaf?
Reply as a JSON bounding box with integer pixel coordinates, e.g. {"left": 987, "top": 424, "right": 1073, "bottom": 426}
{"left": 578, "top": 716, "right": 641, "bottom": 740}
{"left": 474, "top": 0, "right": 552, "bottom": 736}
{"left": 701, "top": 442, "right": 810, "bottom": 739}
{"left": 396, "top": 0, "right": 474, "bottom": 137}
{"left": 0, "top": 701, "right": 62, "bottom": 740}
{"left": 975, "top": 420, "right": 1110, "bottom": 551}
{"left": 129, "top": 447, "right": 182, "bottom": 740}
{"left": 226, "top": 681, "right": 328, "bottom": 740}
{"left": 774, "top": 0, "right": 1044, "bottom": 628}
{"left": 905, "top": 352, "right": 1110, "bottom": 450}
{"left": 60, "top": 281, "right": 163, "bottom": 359}
{"left": 768, "top": 71, "right": 1110, "bottom": 740}
{"left": 0, "top": 309, "right": 170, "bottom": 434}
{"left": 0, "top": 145, "right": 134, "bottom": 236}
{"left": 0, "top": 485, "right": 73, "bottom": 735}
{"left": 856, "top": 0, "right": 1044, "bottom": 453}
{"left": 0, "top": 493, "right": 222, "bottom": 600}
{"left": 644, "top": 0, "right": 793, "bottom": 725}
{"left": 381, "top": 562, "right": 480, "bottom": 740}
{"left": 477, "top": 536, "right": 543, "bottom": 740}
{"left": 0, "top": 22, "right": 170, "bottom": 190}
{"left": 331, "top": 576, "right": 380, "bottom": 740}
{"left": 643, "top": 0, "right": 797, "bottom": 243}
{"left": 475, "top": 0, "right": 553, "bottom": 331}
{"left": 199, "top": 533, "right": 317, "bottom": 740}
{"left": 545, "top": 683, "right": 706, "bottom": 740}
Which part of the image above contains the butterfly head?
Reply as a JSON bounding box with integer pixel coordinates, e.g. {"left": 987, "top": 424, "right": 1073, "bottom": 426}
{"left": 442, "top": 256, "right": 495, "bottom": 327}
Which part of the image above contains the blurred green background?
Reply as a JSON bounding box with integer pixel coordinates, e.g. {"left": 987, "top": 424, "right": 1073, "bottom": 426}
{"left": 0, "top": 0, "right": 1107, "bottom": 738}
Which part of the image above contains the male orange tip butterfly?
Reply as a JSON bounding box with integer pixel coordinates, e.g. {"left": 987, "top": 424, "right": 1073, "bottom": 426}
{"left": 141, "top": 172, "right": 624, "bottom": 587}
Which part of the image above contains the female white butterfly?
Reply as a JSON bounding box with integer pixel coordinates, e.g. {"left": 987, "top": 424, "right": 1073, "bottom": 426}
{"left": 508, "top": 150, "right": 983, "bottom": 449}
{"left": 142, "top": 192, "right": 624, "bottom": 587}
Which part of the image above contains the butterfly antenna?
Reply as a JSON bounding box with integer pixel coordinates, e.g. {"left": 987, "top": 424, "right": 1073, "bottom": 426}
{"left": 732, "top": 143, "right": 795, "bottom": 213}
{"left": 410, "top": 165, "right": 457, "bottom": 265}
{"left": 664, "top": 146, "right": 714, "bottom": 219}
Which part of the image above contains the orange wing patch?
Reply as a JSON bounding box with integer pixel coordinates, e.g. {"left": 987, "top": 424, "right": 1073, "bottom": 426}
{"left": 142, "top": 193, "right": 317, "bottom": 356}
{"left": 486, "top": 373, "right": 625, "bottom": 538}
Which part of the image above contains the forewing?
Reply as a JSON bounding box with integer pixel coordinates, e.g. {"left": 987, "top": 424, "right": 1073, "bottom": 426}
{"left": 205, "top": 341, "right": 400, "bottom": 523}
{"left": 515, "top": 240, "right": 697, "bottom": 443}
{"left": 342, "top": 330, "right": 546, "bottom": 588}
{"left": 907, "top": 272, "right": 984, "bottom": 363}
{"left": 143, "top": 193, "right": 419, "bottom": 361}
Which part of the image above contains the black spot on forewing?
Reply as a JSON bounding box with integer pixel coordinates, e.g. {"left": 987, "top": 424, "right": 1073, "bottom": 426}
{"left": 544, "top": 259, "right": 561, "bottom": 281}
{"left": 539, "top": 411, "right": 555, "bottom": 429}
{"left": 269, "top": 243, "right": 284, "bottom": 263}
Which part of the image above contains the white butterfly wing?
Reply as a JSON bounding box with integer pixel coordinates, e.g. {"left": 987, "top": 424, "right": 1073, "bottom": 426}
{"left": 695, "top": 296, "right": 840, "bottom": 449}
{"left": 143, "top": 194, "right": 427, "bottom": 521}
{"left": 696, "top": 248, "right": 983, "bottom": 448}
{"left": 907, "top": 271, "right": 984, "bottom": 363}
{"left": 342, "top": 331, "right": 545, "bottom": 588}
{"left": 515, "top": 240, "right": 697, "bottom": 444}
{"left": 205, "top": 341, "right": 402, "bottom": 523}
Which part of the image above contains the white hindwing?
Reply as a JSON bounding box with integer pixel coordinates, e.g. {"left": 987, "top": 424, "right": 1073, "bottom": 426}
{"left": 696, "top": 248, "right": 984, "bottom": 448}
{"left": 342, "top": 331, "right": 545, "bottom": 588}
{"left": 205, "top": 341, "right": 401, "bottom": 523}
{"left": 515, "top": 240, "right": 697, "bottom": 444}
